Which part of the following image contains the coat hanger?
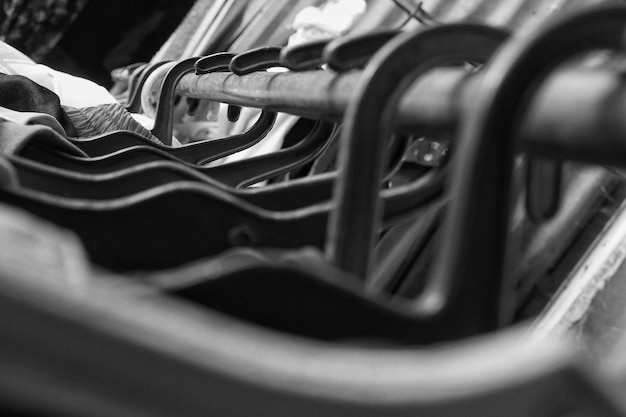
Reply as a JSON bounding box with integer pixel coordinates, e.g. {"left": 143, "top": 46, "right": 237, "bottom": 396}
{"left": 123, "top": 62, "right": 148, "bottom": 94}
{"left": 279, "top": 39, "right": 328, "bottom": 71}
{"left": 228, "top": 46, "right": 284, "bottom": 74}
{"left": 68, "top": 110, "right": 277, "bottom": 163}
{"left": 206, "top": 118, "right": 338, "bottom": 188}
{"left": 151, "top": 56, "right": 207, "bottom": 144}
{"left": 124, "top": 60, "right": 171, "bottom": 113}
{"left": 69, "top": 55, "right": 280, "bottom": 166}
{"left": 324, "top": 29, "right": 401, "bottom": 71}
{"left": 109, "top": 61, "right": 146, "bottom": 104}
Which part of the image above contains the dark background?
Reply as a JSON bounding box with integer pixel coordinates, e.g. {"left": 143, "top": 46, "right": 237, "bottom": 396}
{"left": 42, "top": 0, "right": 195, "bottom": 88}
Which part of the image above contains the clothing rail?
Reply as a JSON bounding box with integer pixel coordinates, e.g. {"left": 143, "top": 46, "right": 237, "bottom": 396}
{"left": 176, "top": 67, "right": 626, "bottom": 166}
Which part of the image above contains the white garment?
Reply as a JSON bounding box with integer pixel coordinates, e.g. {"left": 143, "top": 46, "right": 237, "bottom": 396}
{"left": 0, "top": 41, "right": 118, "bottom": 108}
{"left": 289, "top": 0, "right": 367, "bottom": 44}
{"left": 216, "top": 110, "right": 298, "bottom": 167}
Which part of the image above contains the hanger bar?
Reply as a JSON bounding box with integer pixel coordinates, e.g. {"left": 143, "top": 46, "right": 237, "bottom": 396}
{"left": 175, "top": 68, "right": 453, "bottom": 131}
{"left": 175, "top": 67, "right": 626, "bottom": 166}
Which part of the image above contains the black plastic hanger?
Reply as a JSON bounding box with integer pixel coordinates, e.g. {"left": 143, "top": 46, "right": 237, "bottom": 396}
{"left": 150, "top": 56, "right": 205, "bottom": 144}
{"left": 69, "top": 109, "right": 277, "bottom": 164}
{"left": 279, "top": 39, "right": 328, "bottom": 71}
{"left": 229, "top": 46, "right": 284, "bottom": 75}
{"left": 8, "top": 155, "right": 200, "bottom": 200}
{"left": 125, "top": 60, "right": 172, "bottom": 113}
{"left": 324, "top": 29, "right": 401, "bottom": 71}
{"left": 205, "top": 118, "right": 338, "bottom": 188}
{"left": 69, "top": 55, "right": 280, "bottom": 164}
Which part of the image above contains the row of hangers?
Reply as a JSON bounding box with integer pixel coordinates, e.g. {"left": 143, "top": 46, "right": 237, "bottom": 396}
{"left": 0, "top": 2, "right": 624, "bottom": 343}
{"left": 3, "top": 2, "right": 626, "bottom": 415}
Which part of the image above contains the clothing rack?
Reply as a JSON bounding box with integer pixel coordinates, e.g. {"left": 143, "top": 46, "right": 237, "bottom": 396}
{"left": 175, "top": 67, "right": 626, "bottom": 165}
{"left": 3, "top": 0, "right": 626, "bottom": 415}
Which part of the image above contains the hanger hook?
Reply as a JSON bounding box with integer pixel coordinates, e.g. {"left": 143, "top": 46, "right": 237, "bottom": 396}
{"left": 151, "top": 56, "right": 203, "bottom": 145}
{"left": 229, "top": 46, "right": 285, "bottom": 75}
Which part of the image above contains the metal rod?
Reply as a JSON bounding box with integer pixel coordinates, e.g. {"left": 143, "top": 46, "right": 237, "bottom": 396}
{"left": 176, "top": 67, "right": 626, "bottom": 167}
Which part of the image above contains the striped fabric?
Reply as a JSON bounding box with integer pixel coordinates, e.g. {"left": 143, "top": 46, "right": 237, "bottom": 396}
{"left": 64, "top": 102, "right": 163, "bottom": 144}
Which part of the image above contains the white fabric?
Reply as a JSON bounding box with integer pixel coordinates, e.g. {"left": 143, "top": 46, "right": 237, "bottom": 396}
{"left": 217, "top": 111, "right": 298, "bottom": 166}
{"left": 0, "top": 41, "right": 118, "bottom": 108}
{"left": 289, "top": 0, "right": 367, "bottom": 44}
